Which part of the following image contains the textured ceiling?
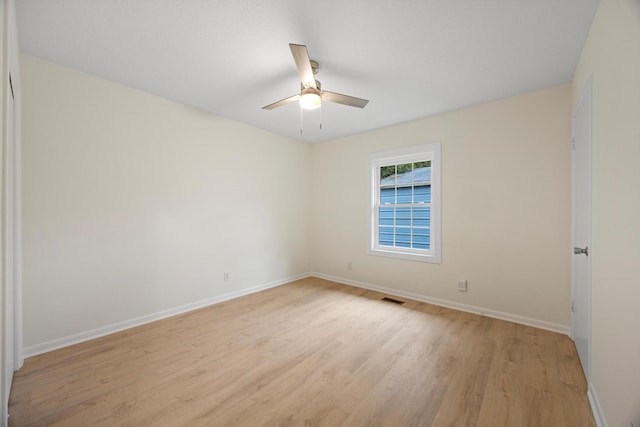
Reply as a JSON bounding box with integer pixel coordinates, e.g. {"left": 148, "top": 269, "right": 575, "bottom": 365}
{"left": 16, "top": 0, "right": 600, "bottom": 143}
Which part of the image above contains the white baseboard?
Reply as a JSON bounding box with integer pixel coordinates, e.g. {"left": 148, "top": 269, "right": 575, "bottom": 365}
{"left": 25, "top": 271, "right": 571, "bottom": 358}
{"left": 310, "top": 272, "right": 571, "bottom": 335}
{"left": 24, "top": 272, "right": 311, "bottom": 358}
{"left": 588, "top": 382, "right": 608, "bottom": 427}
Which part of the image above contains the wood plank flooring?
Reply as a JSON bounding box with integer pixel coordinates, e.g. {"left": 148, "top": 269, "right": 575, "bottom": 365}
{"left": 8, "top": 277, "right": 595, "bottom": 426}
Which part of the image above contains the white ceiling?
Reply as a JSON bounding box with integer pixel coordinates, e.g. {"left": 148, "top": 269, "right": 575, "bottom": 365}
{"left": 16, "top": 0, "right": 599, "bottom": 143}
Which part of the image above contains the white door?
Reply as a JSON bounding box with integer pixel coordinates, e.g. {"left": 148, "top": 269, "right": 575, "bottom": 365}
{"left": 571, "top": 78, "right": 592, "bottom": 380}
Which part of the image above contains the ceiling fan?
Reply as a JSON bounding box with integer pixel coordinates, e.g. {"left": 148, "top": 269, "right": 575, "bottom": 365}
{"left": 262, "top": 43, "right": 369, "bottom": 111}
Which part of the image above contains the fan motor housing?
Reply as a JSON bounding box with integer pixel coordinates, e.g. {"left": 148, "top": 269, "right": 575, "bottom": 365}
{"left": 301, "top": 80, "right": 321, "bottom": 91}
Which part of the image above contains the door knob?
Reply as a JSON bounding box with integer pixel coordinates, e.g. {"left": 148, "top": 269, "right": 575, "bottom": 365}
{"left": 573, "top": 246, "right": 589, "bottom": 256}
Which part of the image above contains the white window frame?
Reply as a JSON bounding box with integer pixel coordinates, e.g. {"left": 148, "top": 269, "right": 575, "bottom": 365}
{"left": 368, "top": 143, "right": 441, "bottom": 263}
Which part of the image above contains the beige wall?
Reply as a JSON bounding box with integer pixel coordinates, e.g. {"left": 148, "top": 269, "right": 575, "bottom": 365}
{"left": 21, "top": 55, "right": 311, "bottom": 352}
{"left": 22, "top": 54, "right": 575, "bottom": 355}
{"left": 311, "top": 84, "right": 572, "bottom": 330}
{"left": 573, "top": 1, "right": 640, "bottom": 426}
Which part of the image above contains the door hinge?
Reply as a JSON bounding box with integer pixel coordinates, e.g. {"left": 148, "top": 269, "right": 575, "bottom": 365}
{"left": 571, "top": 136, "right": 576, "bottom": 150}
{"left": 571, "top": 300, "right": 575, "bottom": 313}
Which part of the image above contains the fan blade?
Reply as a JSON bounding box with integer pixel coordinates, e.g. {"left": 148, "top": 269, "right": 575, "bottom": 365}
{"left": 289, "top": 43, "right": 317, "bottom": 89}
{"left": 321, "top": 91, "right": 369, "bottom": 108}
{"left": 262, "top": 94, "right": 300, "bottom": 110}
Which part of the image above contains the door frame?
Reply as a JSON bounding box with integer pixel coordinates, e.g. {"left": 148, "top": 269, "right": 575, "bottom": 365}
{"left": 6, "top": 0, "right": 22, "bottom": 371}
{"left": 571, "top": 75, "right": 593, "bottom": 381}
{"left": 1, "top": 0, "right": 23, "bottom": 422}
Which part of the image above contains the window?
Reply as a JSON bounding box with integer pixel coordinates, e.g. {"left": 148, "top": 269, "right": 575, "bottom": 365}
{"left": 369, "top": 143, "right": 441, "bottom": 263}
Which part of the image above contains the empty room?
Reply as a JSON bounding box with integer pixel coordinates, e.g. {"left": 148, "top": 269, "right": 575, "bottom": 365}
{"left": 1, "top": 0, "right": 639, "bottom": 426}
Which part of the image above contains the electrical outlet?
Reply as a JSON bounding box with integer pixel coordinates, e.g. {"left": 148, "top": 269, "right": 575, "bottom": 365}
{"left": 457, "top": 280, "right": 468, "bottom": 292}
{"left": 224, "top": 272, "right": 229, "bottom": 281}
{"left": 347, "top": 262, "right": 352, "bottom": 270}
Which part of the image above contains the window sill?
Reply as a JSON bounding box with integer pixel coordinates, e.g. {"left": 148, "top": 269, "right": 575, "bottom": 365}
{"left": 368, "top": 248, "right": 441, "bottom": 264}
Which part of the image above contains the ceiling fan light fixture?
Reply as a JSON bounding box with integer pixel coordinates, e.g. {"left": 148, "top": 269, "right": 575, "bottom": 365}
{"left": 300, "top": 87, "right": 321, "bottom": 110}
{"left": 262, "top": 44, "right": 369, "bottom": 112}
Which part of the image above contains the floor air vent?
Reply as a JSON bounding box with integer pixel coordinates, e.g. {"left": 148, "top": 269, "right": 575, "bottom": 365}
{"left": 381, "top": 297, "right": 405, "bottom": 305}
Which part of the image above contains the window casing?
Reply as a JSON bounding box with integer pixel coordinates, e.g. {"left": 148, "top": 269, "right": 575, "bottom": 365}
{"left": 369, "top": 143, "right": 441, "bottom": 263}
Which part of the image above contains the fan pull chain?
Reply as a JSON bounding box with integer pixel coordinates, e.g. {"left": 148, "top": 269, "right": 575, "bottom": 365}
{"left": 300, "top": 103, "right": 303, "bottom": 134}
{"left": 319, "top": 103, "right": 322, "bottom": 130}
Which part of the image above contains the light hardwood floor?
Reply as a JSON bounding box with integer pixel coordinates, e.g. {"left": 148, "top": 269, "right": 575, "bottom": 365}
{"left": 9, "top": 277, "right": 595, "bottom": 426}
